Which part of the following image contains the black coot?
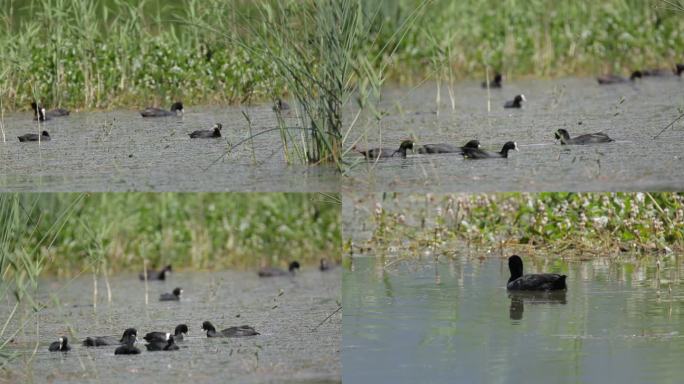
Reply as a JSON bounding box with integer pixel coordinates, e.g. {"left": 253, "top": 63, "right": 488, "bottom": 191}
{"left": 18, "top": 131, "right": 50, "bottom": 142}
{"left": 159, "top": 287, "right": 183, "bottom": 301}
{"left": 139, "top": 265, "right": 172, "bottom": 281}
{"left": 355, "top": 140, "right": 414, "bottom": 159}
{"left": 554, "top": 129, "right": 614, "bottom": 145}
{"left": 48, "top": 337, "right": 70, "bottom": 352}
{"left": 462, "top": 141, "right": 518, "bottom": 159}
{"left": 597, "top": 71, "right": 642, "bottom": 84}
{"left": 140, "top": 102, "right": 184, "bottom": 117}
{"left": 507, "top": 255, "right": 567, "bottom": 291}
{"left": 202, "top": 321, "right": 260, "bottom": 338}
{"left": 258, "top": 261, "right": 300, "bottom": 277}
{"left": 481, "top": 73, "right": 502, "bottom": 88}
{"left": 415, "top": 140, "right": 480, "bottom": 154}
{"left": 504, "top": 94, "right": 526, "bottom": 108}
{"left": 189, "top": 123, "right": 222, "bottom": 138}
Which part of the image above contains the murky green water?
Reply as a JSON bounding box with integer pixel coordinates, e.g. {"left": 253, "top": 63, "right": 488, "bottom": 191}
{"left": 345, "top": 78, "right": 684, "bottom": 191}
{"left": 0, "top": 104, "right": 339, "bottom": 192}
{"left": 2, "top": 269, "right": 340, "bottom": 383}
{"left": 343, "top": 255, "right": 684, "bottom": 383}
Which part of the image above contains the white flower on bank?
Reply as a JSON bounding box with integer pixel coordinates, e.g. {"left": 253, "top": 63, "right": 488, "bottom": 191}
{"left": 593, "top": 216, "right": 609, "bottom": 228}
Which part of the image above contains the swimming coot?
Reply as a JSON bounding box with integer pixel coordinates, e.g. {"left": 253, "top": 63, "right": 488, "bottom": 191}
{"left": 114, "top": 342, "right": 141, "bottom": 355}
{"left": 84, "top": 327, "right": 138, "bottom": 347}
{"left": 139, "top": 265, "right": 172, "bottom": 281}
{"left": 140, "top": 102, "right": 184, "bottom": 117}
{"left": 189, "top": 123, "right": 222, "bottom": 138}
{"left": 504, "top": 94, "right": 526, "bottom": 108}
{"left": 201, "top": 321, "right": 260, "bottom": 338}
{"left": 146, "top": 335, "right": 179, "bottom": 351}
{"left": 355, "top": 140, "right": 414, "bottom": 159}
{"left": 597, "top": 71, "right": 642, "bottom": 85}
{"left": 462, "top": 141, "right": 518, "bottom": 159}
{"left": 415, "top": 140, "right": 480, "bottom": 154}
{"left": 31, "top": 102, "right": 69, "bottom": 121}
{"left": 144, "top": 324, "right": 188, "bottom": 343}
{"left": 18, "top": 131, "right": 50, "bottom": 142}
{"left": 273, "top": 98, "right": 291, "bottom": 112}
{"left": 159, "top": 287, "right": 183, "bottom": 301}
{"left": 48, "top": 337, "right": 71, "bottom": 352}
{"left": 554, "top": 129, "right": 614, "bottom": 145}
{"left": 481, "top": 73, "right": 502, "bottom": 88}
{"left": 507, "top": 255, "right": 567, "bottom": 291}
{"left": 258, "top": 261, "right": 300, "bottom": 277}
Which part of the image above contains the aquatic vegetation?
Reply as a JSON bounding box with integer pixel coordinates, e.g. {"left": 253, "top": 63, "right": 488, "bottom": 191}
{"left": 366, "top": 0, "right": 684, "bottom": 82}
{"left": 360, "top": 192, "right": 684, "bottom": 255}
{"left": 4, "top": 193, "right": 341, "bottom": 275}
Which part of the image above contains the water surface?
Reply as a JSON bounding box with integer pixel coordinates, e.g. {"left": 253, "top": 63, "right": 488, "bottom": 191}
{"left": 345, "top": 77, "right": 684, "bottom": 191}
{"left": 0, "top": 104, "right": 339, "bottom": 192}
{"left": 2, "top": 269, "right": 341, "bottom": 383}
{"left": 343, "top": 255, "right": 684, "bottom": 383}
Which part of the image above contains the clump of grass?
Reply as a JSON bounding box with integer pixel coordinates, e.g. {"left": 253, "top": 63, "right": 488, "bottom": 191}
{"left": 358, "top": 192, "right": 684, "bottom": 256}
{"left": 10, "top": 193, "right": 341, "bottom": 275}
{"left": 365, "top": 0, "right": 684, "bottom": 81}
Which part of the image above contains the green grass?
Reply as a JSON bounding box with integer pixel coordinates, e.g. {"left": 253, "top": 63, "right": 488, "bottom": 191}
{"left": 359, "top": 192, "right": 684, "bottom": 256}
{"left": 365, "top": 0, "right": 684, "bottom": 82}
{"left": 2, "top": 192, "right": 341, "bottom": 276}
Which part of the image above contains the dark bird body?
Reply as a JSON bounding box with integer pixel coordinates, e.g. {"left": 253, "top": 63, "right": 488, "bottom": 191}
{"left": 189, "top": 124, "right": 222, "bottom": 138}
{"left": 504, "top": 94, "right": 526, "bottom": 108}
{"left": 202, "top": 321, "right": 259, "bottom": 338}
{"left": 462, "top": 141, "right": 518, "bottom": 159}
{"left": 144, "top": 324, "right": 188, "bottom": 343}
{"left": 49, "top": 337, "right": 70, "bottom": 352}
{"left": 355, "top": 140, "right": 414, "bottom": 159}
{"left": 32, "top": 102, "right": 69, "bottom": 121}
{"left": 554, "top": 129, "right": 614, "bottom": 145}
{"left": 597, "top": 71, "right": 641, "bottom": 85}
{"left": 85, "top": 328, "right": 138, "bottom": 347}
{"left": 415, "top": 140, "right": 480, "bottom": 154}
{"left": 140, "top": 102, "right": 184, "bottom": 117}
{"left": 159, "top": 287, "right": 183, "bottom": 301}
{"left": 18, "top": 131, "right": 50, "bottom": 142}
{"left": 146, "top": 335, "right": 179, "bottom": 351}
{"left": 481, "top": 73, "right": 502, "bottom": 88}
{"left": 507, "top": 255, "right": 567, "bottom": 291}
{"left": 139, "top": 265, "right": 172, "bottom": 281}
{"left": 258, "top": 261, "right": 300, "bottom": 277}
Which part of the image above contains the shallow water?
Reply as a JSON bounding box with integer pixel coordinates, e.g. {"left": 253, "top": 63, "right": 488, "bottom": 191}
{"left": 343, "top": 255, "right": 684, "bottom": 383}
{"left": 2, "top": 269, "right": 341, "bottom": 383}
{"left": 344, "top": 77, "right": 684, "bottom": 191}
{"left": 0, "top": 104, "right": 339, "bottom": 192}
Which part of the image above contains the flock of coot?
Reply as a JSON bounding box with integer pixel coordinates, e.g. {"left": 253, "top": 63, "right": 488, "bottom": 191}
{"left": 48, "top": 259, "right": 335, "bottom": 354}
{"left": 355, "top": 65, "right": 683, "bottom": 160}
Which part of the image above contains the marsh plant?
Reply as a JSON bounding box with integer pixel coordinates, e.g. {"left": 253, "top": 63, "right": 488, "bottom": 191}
{"left": 362, "top": 193, "right": 684, "bottom": 256}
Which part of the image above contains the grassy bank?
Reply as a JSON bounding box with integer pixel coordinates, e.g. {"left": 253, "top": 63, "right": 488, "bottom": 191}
{"left": 354, "top": 192, "right": 684, "bottom": 256}
{"left": 1, "top": 192, "right": 341, "bottom": 276}
{"left": 367, "top": 0, "right": 684, "bottom": 82}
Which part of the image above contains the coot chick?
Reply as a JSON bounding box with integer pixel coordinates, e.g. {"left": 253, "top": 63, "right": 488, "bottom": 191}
{"left": 189, "top": 123, "right": 222, "bottom": 138}
{"left": 415, "top": 140, "right": 480, "bottom": 154}
{"left": 159, "top": 287, "right": 183, "bottom": 301}
{"left": 139, "top": 265, "right": 172, "bottom": 281}
{"left": 146, "top": 335, "right": 179, "bottom": 351}
{"left": 258, "top": 261, "right": 300, "bottom": 277}
{"left": 462, "top": 141, "right": 518, "bottom": 159}
{"left": 201, "top": 321, "right": 260, "bottom": 338}
{"left": 554, "top": 129, "right": 614, "bottom": 145}
{"left": 31, "top": 102, "right": 69, "bottom": 120}
{"left": 481, "top": 73, "right": 502, "bottom": 88}
{"left": 507, "top": 255, "right": 567, "bottom": 291}
{"left": 273, "top": 98, "right": 290, "bottom": 112}
{"left": 144, "top": 324, "right": 188, "bottom": 343}
{"left": 18, "top": 131, "right": 50, "bottom": 142}
{"left": 355, "top": 140, "right": 414, "bottom": 159}
{"left": 597, "top": 71, "right": 642, "bottom": 84}
{"left": 140, "top": 102, "right": 184, "bottom": 117}
{"left": 48, "top": 337, "right": 70, "bottom": 352}
{"left": 84, "top": 327, "right": 138, "bottom": 347}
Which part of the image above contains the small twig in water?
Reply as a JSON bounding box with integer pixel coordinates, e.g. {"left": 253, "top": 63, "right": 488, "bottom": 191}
{"left": 311, "top": 305, "right": 342, "bottom": 332}
{"left": 653, "top": 112, "right": 684, "bottom": 139}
